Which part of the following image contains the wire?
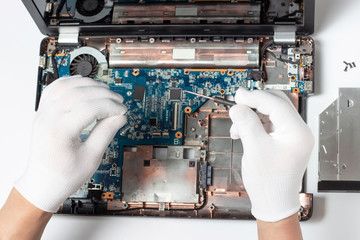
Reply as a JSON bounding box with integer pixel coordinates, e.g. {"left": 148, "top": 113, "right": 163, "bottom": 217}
{"left": 56, "top": 0, "right": 67, "bottom": 18}
{"left": 259, "top": 40, "right": 300, "bottom": 81}
{"left": 64, "top": 0, "right": 73, "bottom": 16}
{"left": 274, "top": 10, "right": 302, "bottom": 21}
{"left": 55, "top": 0, "right": 74, "bottom": 19}
{"left": 261, "top": 0, "right": 271, "bottom": 24}
{"left": 266, "top": 50, "right": 300, "bottom": 65}
{"left": 51, "top": 47, "right": 68, "bottom": 79}
{"left": 259, "top": 40, "right": 275, "bottom": 80}
{"left": 108, "top": 189, "right": 208, "bottom": 213}
{"left": 51, "top": 48, "right": 60, "bottom": 79}
{"left": 261, "top": 40, "right": 275, "bottom": 60}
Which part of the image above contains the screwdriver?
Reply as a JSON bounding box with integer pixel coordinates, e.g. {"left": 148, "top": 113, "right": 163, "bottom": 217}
{"left": 184, "top": 90, "right": 236, "bottom": 107}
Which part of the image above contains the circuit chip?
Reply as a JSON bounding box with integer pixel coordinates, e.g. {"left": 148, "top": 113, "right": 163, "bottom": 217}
{"left": 149, "top": 118, "right": 157, "bottom": 126}
{"left": 170, "top": 88, "right": 182, "bottom": 100}
{"left": 115, "top": 78, "right": 122, "bottom": 84}
{"left": 133, "top": 85, "right": 146, "bottom": 101}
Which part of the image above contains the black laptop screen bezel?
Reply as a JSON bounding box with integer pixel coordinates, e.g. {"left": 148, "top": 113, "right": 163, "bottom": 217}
{"left": 22, "top": 0, "right": 315, "bottom": 37}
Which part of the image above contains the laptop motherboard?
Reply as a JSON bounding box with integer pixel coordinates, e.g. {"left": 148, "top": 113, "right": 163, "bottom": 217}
{"left": 38, "top": 34, "right": 314, "bottom": 219}
{"left": 22, "top": 0, "right": 316, "bottom": 220}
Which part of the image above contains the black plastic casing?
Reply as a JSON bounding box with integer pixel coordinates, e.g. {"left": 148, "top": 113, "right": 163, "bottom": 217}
{"left": 22, "top": 0, "right": 315, "bottom": 37}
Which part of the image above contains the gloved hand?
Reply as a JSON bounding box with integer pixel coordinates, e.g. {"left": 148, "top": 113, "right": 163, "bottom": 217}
{"left": 229, "top": 88, "right": 314, "bottom": 222}
{"left": 14, "top": 76, "right": 127, "bottom": 213}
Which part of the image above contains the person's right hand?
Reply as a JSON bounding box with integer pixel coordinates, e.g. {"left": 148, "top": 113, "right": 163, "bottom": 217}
{"left": 229, "top": 88, "right": 314, "bottom": 222}
{"left": 14, "top": 76, "right": 127, "bottom": 213}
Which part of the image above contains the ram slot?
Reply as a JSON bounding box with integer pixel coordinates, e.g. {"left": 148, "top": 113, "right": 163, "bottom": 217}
{"left": 172, "top": 103, "right": 179, "bottom": 131}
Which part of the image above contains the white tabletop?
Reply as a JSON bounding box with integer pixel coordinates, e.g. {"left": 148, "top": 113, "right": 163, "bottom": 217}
{"left": 1, "top": 1, "right": 360, "bottom": 239}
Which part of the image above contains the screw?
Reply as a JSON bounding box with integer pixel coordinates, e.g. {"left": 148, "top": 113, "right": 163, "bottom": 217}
{"left": 343, "top": 61, "right": 356, "bottom": 71}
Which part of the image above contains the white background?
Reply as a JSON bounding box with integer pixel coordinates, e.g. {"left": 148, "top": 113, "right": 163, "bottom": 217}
{"left": 1, "top": 1, "right": 360, "bottom": 239}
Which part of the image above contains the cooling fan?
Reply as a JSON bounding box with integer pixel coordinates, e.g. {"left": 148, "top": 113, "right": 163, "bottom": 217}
{"left": 70, "top": 54, "right": 99, "bottom": 78}
{"left": 76, "top": 0, "right": 105, "bottom": 17}
{"left": 69, "top": 47, "right": 108, "bottom": 78}
{"left": 74, "top": 0, "right": 113, "bottom": 23}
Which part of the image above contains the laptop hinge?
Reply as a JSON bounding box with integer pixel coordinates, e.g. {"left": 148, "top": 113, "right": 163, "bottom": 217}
{"left": 274, "top": 26, "right": 296, "bottom": 45}
{"left": 58, "top": 27, "right": 79, "bottom": 44}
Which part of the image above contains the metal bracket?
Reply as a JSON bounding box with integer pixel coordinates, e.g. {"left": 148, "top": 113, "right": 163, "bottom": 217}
{"left": 319, "top": 88, "right": 360, "bottom": 183}
{"left": 45, "top": 2, "right": 52, "bottom": 13}
{"left": 39, "top": 56, "right": 46, "bottom": 68}
{"left": 274, "top": 26, "right": 296, "bottom": 45}
{"left": 58, "top": 27, "right": 79, "bottom": 44}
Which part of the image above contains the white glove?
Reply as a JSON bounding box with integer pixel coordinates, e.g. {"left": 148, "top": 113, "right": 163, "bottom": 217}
{"left": 14, "top": 76, "right": 127, "bottom": 213}
{"left": 229, "top": 88, "right": 314, "bottom": 222}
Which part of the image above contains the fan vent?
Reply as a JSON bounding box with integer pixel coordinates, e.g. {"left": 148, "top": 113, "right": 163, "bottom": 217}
{"left": 76, "top": 0, "right": 105, "bottom": 17}
{"left": 70, "top": 54, "right": 99, "bottom": 78}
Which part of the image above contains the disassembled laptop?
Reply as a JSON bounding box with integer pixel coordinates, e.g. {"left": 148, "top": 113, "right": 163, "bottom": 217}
{"left": 23, "top": 0, "right": 315, "bottom": 220}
